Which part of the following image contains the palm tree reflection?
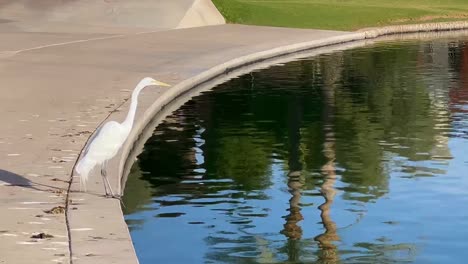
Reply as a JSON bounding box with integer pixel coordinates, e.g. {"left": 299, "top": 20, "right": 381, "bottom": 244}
{"left": 280, "top": 92, "right": 305, "bottom": 262}
{"left": 280, "top": 56, "right": 342, "bottom": 263}
{"left": 314, "top": 55, "right": 341, "bottom": 263}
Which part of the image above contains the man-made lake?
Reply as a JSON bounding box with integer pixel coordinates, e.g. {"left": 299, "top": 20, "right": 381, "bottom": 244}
{"left": 123, "top": 37, "right": 468, "bottom": 263}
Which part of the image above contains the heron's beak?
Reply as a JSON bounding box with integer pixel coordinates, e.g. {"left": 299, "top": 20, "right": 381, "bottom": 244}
{"left": 152, "top": 80, "right": 171, "bottom": 87}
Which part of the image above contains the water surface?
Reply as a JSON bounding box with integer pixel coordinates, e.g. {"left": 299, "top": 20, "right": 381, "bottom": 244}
{"left": 124, "top": 37, "right": 468, "bottom": 263}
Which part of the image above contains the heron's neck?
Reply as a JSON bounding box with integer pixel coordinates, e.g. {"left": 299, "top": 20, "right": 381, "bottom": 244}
{"left": 121, "top": 84, "right": 145, "bottom": 130}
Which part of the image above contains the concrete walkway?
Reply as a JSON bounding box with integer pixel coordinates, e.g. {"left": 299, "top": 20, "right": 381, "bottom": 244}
{"left": 0, "top": 22, "right": 353, "bottom": 263}
{"left": 0, "top": 0, "right": 224, "bottom": 34}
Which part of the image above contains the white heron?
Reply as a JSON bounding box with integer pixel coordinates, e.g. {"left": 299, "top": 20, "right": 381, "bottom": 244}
{"left": 75, "top": 77, "right": 170, "bottom": 198}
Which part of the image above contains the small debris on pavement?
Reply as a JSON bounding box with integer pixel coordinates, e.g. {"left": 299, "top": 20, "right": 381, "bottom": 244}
{"left": 31, "top": 233, "right": 54, "bottom": 239}
{"left": 44, "top": 206, "right": 65, "bottom": 214}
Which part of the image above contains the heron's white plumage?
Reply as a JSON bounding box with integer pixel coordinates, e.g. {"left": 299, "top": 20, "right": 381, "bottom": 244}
{"left": 75, "top": 121, "right": 128, "bottom": 184}
{"left": 75, "top": 77, "right": 170, "bottom": 195}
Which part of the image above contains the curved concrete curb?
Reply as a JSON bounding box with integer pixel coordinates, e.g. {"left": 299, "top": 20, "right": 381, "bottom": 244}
{"left": 117, "top": 20, "right": 468, "bottom": 177}
{"left": 116, "top": 33, "right": 366, "bottom": 177}
{"left": 70, "top": 21, "right": 468, "bottom": 264}
{"left": 361, "top": 21, "right": 468, "bottom": 38}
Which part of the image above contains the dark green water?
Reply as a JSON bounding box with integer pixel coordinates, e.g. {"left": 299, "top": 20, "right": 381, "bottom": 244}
{"left": 123, "top": 38, "right": 468, "bottom": 263}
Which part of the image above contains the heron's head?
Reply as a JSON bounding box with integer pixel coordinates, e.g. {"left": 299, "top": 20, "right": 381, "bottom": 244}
{"left": 139, "top": 77, "right": 171, "bottom": 88}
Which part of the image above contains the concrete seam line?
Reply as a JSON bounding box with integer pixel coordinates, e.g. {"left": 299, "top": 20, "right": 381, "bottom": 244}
{"left": 65, "top": 179, "right": 73, "bottom": 264}
{"left": 65, "top": 98, "right": 130, "bottom": 264}
{"left": 3, "top": 34, "right": 126, "bottom": 57}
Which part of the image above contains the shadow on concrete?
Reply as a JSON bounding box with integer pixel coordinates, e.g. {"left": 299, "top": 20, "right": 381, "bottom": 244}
{"left": 0, "top": 169, "right": 67, "bottom": 191}
{"left": 0, "top": 169, "right": 32, "bottom": 186}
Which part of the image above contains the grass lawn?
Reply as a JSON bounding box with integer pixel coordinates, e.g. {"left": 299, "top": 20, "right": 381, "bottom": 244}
{"left": 212, "top": 0, "right": 468, "bottom": 31}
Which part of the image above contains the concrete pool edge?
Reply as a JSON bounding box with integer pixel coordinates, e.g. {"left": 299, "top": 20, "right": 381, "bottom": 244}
{"left": 69, "top": 21, "right": 468, "bottom": 264}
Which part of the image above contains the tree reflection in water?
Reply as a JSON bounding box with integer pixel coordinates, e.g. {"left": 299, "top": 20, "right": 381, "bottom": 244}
{"left": 314, "top": 54, "right": 340, "bottom": 263}
{"left": 122, "top": 37, "right": 468, "bottom": 264}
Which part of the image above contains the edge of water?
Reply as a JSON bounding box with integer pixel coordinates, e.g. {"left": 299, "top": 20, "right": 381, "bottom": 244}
{"left": 72, "top": 21, "right": 468, "bottom": 264}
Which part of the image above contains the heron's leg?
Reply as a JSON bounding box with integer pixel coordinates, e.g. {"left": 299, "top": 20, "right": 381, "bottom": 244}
{"left": 79, "top": 176, "right": 87, "bottom": 193}
{"left": 101, "top": 162, "right": 109, "bottom": 196}
{"left": 103, "top": 175, "right": 115, "bottom": 198}
{"left": 101, "top": 160, "right": 117, "bottom": 198}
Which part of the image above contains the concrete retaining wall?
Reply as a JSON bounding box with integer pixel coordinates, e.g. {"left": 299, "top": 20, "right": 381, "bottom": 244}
{"left": 177, "top": 0, "right": 225, "bottom": 29}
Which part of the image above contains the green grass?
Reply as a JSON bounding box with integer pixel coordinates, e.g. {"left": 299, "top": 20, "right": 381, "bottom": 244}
{"left": 212, "top": 0, "right": 468, "bottom": 31}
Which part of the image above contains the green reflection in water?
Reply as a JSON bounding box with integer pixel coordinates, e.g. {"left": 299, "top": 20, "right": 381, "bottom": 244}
{"left": 124, "top": 37, "right": 468, "bottom": 263}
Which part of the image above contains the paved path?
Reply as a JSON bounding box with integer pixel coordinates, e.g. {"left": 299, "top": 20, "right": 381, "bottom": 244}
{"left": 0, "top": 0, "right": 224, "bottom": 34}
{"left": 0, "top": 23, "right": 353, "bottom": 263}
